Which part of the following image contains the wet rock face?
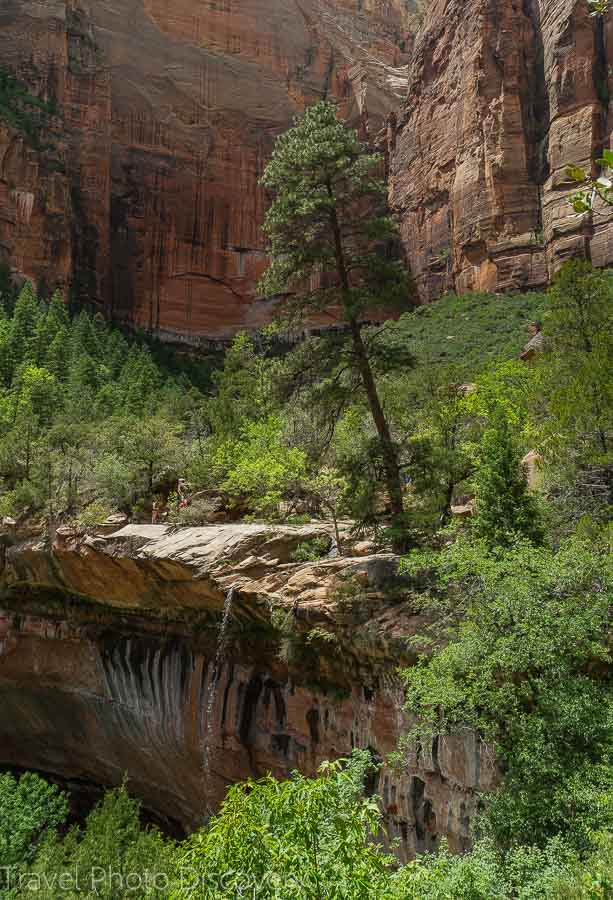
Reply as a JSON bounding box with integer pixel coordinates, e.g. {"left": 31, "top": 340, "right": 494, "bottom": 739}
{"left": 391, "top": 0, "right": 613, "bottom": 301}
{"left": 0, "top": 0, "right": 411, "bottom": 342}
{"left": 0, "top": 614, "right": 410, "bottom": 840}
{"left": 0, "top": 524, "right": 496, "bottom": 858}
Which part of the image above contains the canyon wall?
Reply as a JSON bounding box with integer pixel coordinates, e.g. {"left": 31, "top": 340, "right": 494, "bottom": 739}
{"left": 2, "top": 0, "right": 610, "bottom": 338}
{"left": 0, "top": 0, "right": 411, "bottom": 343}
{"left": 391, "top": 0, "right": 613, "bottom": 300}
{"left": 0, "top": 523, "right": 496, "bottom": 857}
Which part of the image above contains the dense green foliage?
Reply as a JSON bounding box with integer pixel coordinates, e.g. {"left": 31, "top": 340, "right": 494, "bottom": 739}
{"left": 175, "top": 752, "right": 394, "bottom": 899}
{"left": 392, "top": 291, "right": 546, "bottom": 370}
{"left": 0, "top": 273, "right": 546, "bottom": 531}
{"left": 0, "top": 773, "right": 68, "bottom": 893}
{"left": 21, "top": 790, "right": 175, "bottom": 900}
{"left": 0, "top": 282, "right": 214, "bottom": 523}
{"left": 2, "top": 759, "right": 612, "bottom": 899}
{"left": 391, "top": 259, "right": 613, "bottom": 890}
{"left": 539, "top": 261, "right": 613, "bottom": 463}
{"left": 402, "top": 538, "right": 613, "bottom": 849}
{"left": 0, "top": 778, "right": 175, "bottom": 899}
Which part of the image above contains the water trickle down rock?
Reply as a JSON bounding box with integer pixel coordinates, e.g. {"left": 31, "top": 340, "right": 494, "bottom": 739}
{"left": 201, "top": 586, "right": 238, "bottom": 782}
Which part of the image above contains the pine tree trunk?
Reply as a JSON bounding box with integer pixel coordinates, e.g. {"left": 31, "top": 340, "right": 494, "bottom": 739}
{"left": 326, "top": 181, "right": 405, "bottom": 541}
{"left": 348, "top": 318, "right": 404, "bottom": 522}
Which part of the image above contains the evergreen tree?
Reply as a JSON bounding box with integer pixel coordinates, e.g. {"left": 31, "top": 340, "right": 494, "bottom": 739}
{"left": 44, "top": 324, "right": 71, "bottom": 380}
{"left": 46, "top": 290, "right": 70, "bottom": 332}
{"left": 69, "top": 309, "right": 102, "bottom": 361}
{"left": 103, "top": 329, "right": 129, "bottom": 380}
{"left": 108, "top": 415, "right": 184, "bottom": 499}
{"left": 473, "top": 407, "right": 542, "bottom": 547}
{"left": 259, "top": 101, "right": 411, "bottom": 540}
{"left": 122, "top": 347, "right": 162, "bottom": 415}
{"left": 33, "top": 290, "right": 70, "bottom": 370}
{"left": 64, "top": 352, "right": 99, "bottom": 421}
{"left": 7, "top": 282, "right": 42, "bottom": 377}
{"left": 0, "top": 307, "right": 11, "bottom": 386}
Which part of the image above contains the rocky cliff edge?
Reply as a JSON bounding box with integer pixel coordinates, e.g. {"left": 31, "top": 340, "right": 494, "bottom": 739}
{"left": 0, "top": 523, "right": 496, "bottom": 857}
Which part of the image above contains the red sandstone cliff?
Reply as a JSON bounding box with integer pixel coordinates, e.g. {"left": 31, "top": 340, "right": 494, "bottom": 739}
{"left": 3, "top": 0, "right": 610, "bottom": 338}
{"left": 0, "top": 0, "right": 411, "bottom": 342}
{"left": 391, "top": 0, "right": 613, "bottom": 300}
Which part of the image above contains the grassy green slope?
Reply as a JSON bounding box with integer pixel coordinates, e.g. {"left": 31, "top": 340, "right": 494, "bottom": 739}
{"left": 395, "top": 291, "right": 547, "bottom": 373}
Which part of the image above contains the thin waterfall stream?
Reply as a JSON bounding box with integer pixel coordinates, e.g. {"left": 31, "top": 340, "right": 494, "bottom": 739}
{"left": 201, "top": 586, "right": 237, "bottom": 777}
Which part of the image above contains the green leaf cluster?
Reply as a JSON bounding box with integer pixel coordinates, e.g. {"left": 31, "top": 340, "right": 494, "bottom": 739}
{"left": 175, "top": 751, "right": 395, "bottom": 899}
{"left": 3, "top": 761, "right": 613, "bottom": 898}
{"left": 401, "top": 537, "right": 613, "bottom": 848}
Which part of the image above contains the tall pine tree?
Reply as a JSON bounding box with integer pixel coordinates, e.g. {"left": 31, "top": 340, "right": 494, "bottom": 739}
{"left": 259, "top": 101, "right": 411, "bottom": 539}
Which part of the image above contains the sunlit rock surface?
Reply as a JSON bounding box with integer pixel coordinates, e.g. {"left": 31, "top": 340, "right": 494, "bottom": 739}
{"left": 391, "top": 0, "right": 613, "bottom": 300}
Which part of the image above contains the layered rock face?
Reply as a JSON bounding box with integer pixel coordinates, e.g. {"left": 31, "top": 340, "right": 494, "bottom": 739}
{"left": 2, "top": 0, "right": 613, "bottom": 336}
{"left": 0, "top": 0, "right": 411, "bottom": 342}
{"left": 0, "top": 524, "right": 495, "bottom": 857}
{"left": 391, "top": 0, "right": 613, "bottom": 301}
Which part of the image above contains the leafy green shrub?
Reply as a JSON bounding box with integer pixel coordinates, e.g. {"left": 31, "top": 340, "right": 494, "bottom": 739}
{"left": 173, "top": 499, "right": 218, "bottom": 526}
{"left": 0, "top": 480, "right": 42, "bottom": 517}
{"left": 0, "top": 489, "right": 18, "bottom": 518}
{"left": 173, "top": 752, "right": 394, "bottom": 899}
{"left": 76, "top": 499, "right": 112, "bottom": 528}
{"left": 290, "top": 535, "right": 331, "bottom": 563}
{"left": 550, "top": 833, "right": 613, "bottom": 898}
{"left": 331, "top": 574, "right": 371, "bottom": 616}
{"left": 285, "top": 512, "right": 312, "bottom": 525}
{"left": 391, "top": 837, "right": 582, "bottom": 899}
{"left": 214, "top": 417, "right": 307, "bottom": 519}
{"left": 305, "top": 625, "right": 339, "bottom": 648}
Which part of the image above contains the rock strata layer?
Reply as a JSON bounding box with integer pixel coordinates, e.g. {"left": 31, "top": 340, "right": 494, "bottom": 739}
{"left": 0, "top": 524, "right": 496, "bottom": 857}
{"left": 0, "top": 0, "right": 411, "bottom": 342}
{"left": 391, "top": 0, "right": 613, "bottom": 301}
